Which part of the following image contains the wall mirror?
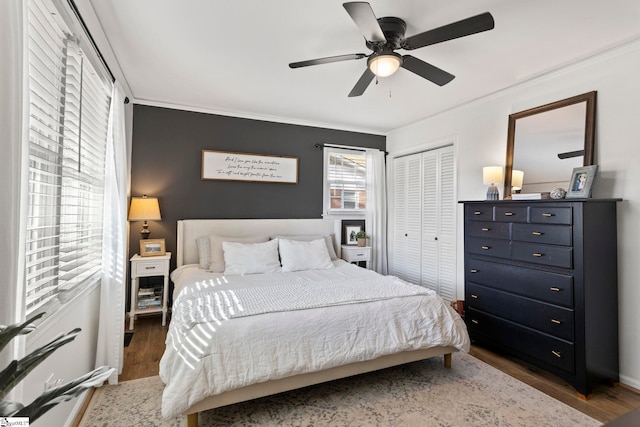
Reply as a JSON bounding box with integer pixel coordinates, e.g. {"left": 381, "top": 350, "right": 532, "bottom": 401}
{"left": 504, "top": 91, "right": 596, "bottom": 199}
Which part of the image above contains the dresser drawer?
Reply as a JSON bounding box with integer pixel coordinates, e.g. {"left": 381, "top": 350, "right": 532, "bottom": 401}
{"left": 512, "top": 242, "right": 573, "bottom": 269}
{"left": 512, "top": 224, "right": 572, "bottom": 246}
{"left": 466, "top": 283, "right": 574, "bottom": 341}
{"left": 494, "top": 206, "right": 527, "bottom": 223}
{"left": 530, "top": 206, "right": 572, "bottom": 225}
{"left": 466, "top": 308, "right": 575, "bottom": 374}
{"left": 466, "top": 237, "right": 511, "bottom": 259}
{"left": 341, "top": 246, "right": 371, "bottom": 262}
{"left": 134, "top": 259, "right": 167, "bottom": 276}
{"left": 465, "top": 205, "right": 493, "bottom": 221}
{"left": 466, "top": 221, "right": 510, "bottom": 239}
{"left": 466, "top": 259, "right": 573, "bottom": 307}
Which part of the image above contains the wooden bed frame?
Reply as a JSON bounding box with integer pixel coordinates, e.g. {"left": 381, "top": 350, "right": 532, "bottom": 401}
{"left": 174, "top": 219, "right": 457, "bottom": 427}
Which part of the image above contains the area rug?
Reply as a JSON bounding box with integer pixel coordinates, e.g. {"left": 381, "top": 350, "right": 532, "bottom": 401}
{"left": 78, "top": 352, "right": 601, "bottom": 427}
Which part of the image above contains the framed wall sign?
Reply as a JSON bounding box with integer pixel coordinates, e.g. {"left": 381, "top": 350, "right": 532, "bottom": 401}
{"left": 202, "top": 150, "right": 298, "bottom": 184}
{"left": 140, "top": 238, "right": 166, "bottom": 257}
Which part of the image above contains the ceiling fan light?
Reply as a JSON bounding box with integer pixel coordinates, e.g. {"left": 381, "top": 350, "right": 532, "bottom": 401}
{"left": 368, "top": 52, "right": 401, "bottom": 77}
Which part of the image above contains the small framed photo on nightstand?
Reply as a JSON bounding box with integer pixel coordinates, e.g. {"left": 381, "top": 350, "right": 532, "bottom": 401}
{"left": 140, "top": 238, "right": 166, "bottom": 257}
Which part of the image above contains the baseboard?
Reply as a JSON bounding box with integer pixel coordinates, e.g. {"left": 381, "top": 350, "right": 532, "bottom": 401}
{"left": 67, "top": 388, "right": 95, "bottom": 427}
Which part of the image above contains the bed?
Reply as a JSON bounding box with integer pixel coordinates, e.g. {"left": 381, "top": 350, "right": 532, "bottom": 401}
{"left": 160, "top": 219, "right": 470, "bottom": 427}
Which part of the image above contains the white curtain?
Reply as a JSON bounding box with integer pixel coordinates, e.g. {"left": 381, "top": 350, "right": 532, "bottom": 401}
{"left": 365, "top": 149, "right": 388, "bottom": 274}
{"left": 96, "top": 82, "right": 128, "bottom": 384}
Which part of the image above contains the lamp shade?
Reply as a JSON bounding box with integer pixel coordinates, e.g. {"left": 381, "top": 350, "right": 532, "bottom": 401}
{"left": 128, "top": 196, "right": 161, "bottom": 221}
{"left": 511, "top": 169, "right": 524, "bottom": 190}
{"left": 368, "top": 52, "right": 402, "bottom": 77}
{"left": 482, "top": 166, "right": 503, "bottom": 185}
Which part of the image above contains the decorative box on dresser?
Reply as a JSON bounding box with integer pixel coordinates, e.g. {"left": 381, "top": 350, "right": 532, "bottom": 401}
{"left": 460, "top": 199, "right": 621, "bottom": 398}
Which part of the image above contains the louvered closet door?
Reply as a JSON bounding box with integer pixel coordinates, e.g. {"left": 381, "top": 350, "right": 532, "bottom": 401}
{"left": 421, "top": 146, "right": 456, "bottom": 300}
{"left": 392, "top": 153, "right": 422, "bottom": 284}
{"left": 392, "top": 145, "right": 456, "bottom": 299}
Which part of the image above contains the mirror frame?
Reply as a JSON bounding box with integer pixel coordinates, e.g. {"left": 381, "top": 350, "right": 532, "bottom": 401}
{"left": 504, "top": 91, "right": 597, "bottom": 199}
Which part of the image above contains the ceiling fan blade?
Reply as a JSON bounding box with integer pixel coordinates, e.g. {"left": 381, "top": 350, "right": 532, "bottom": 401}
{"left": 401, "top": 55, "right": 455, "bottom": 86}
{"left": 343, "top": 2, "right": 386, "bottom": 43}
{"left": 402, "top": 12, "right": 494, "bottom": 50}
{"left": 348, "top": 68, "right": 375, "bottom": 97}
{"left": 289, "top": 53, "right": 368, "bottom": 69}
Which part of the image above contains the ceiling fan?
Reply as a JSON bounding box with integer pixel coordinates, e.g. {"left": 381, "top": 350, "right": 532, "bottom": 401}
{"left": 289, "top": 2, "right": 495, "bottom": 97}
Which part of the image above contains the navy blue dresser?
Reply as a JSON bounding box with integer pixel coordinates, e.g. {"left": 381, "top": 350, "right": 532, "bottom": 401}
{"left": 461, "top": 199, "right": 620, "bottom": 398}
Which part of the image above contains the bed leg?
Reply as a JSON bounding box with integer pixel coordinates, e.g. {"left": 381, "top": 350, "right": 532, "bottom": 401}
{"left": 187, "top": 413, "right": 198, "bottom": 427}
{"left": 444, "top": 353, "right": 452, "bottom": 369}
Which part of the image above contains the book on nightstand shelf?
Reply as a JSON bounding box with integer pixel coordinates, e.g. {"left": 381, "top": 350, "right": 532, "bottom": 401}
{"left": 510, "top": 192, "right": 550, "bottom": 200}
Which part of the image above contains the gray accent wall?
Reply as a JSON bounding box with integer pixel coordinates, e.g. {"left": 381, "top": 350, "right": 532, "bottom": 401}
{"left": 130, "top": 104, "right": 385, "bottom": 273}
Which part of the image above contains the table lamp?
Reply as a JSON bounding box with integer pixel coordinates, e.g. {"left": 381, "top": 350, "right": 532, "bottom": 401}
{"left": 128, "top": 195, "right": 161, "bottom": 239}
{"left": 483, "top": 166, "right": 503, "bottom": 200}
{"left": 511, "top": 169, "right": 524, "bottom": 194}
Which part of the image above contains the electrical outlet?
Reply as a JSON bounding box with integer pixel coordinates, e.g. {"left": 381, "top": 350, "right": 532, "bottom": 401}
{"left": 44, "top": 373, "right": 64, "bottom": 391}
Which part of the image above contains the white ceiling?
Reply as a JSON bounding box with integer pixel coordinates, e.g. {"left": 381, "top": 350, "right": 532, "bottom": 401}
{"left": 85, "top": 0, "right": 640, "bottom": 134}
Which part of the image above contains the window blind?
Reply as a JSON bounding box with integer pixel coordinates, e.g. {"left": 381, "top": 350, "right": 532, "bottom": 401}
{"left": 26, "top": 0, "right": 112, "bottom": 314}
{"left": 326, "top": 148, "right": 367, "bottom": 213}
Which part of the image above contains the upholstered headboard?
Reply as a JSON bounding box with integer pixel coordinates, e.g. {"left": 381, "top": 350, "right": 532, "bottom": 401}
{"left": 176, "top": 219, "right": 341, "bottom": 267}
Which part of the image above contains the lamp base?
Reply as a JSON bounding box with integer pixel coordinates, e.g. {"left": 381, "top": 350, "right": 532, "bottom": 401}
{"left": 486, "top": 184, "right": 499, "bottom": 200}
{"left": 141, "top": 223, "right": 151, "bottom": 239}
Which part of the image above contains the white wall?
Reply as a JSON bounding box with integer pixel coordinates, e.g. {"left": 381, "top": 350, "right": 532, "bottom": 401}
{"left": 386, "top": 39, "right": 640, "bottom": 389}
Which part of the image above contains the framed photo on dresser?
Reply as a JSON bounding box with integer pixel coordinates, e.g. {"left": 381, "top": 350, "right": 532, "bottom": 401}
{"left": 566, "top": 165, "right": 598, "bottom": 199}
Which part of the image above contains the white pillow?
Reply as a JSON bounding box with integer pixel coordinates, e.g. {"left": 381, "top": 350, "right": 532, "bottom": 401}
{"left": 279, "top": 238, "right": 335, "bottom": 272}
{"left": 209, "top": 235, "right": 269, "bottom": 272}
{"left": 223, "top": 239, "right": 281, "bottom": 275}
{"left": 270, "top": 234, "right": 338, "bottom": 261}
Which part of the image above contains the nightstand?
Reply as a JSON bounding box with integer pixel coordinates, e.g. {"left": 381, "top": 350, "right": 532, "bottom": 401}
{"left": 341, "top": 245, "right": 371, "bottom": 269}
{"left": 129, "top": 252, "right": 171, "bottom": 330}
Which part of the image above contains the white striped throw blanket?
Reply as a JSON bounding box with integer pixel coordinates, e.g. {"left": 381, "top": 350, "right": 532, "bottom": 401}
{"left": 173, "top": 277, "right": 434, "bottom": 332}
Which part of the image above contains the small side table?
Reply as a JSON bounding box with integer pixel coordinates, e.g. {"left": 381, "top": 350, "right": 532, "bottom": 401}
{"left": 129, "top": 252, "right": 171, "bottom": 330}
{"left": 341, "top": 245, "right": 372, "bottom": 269}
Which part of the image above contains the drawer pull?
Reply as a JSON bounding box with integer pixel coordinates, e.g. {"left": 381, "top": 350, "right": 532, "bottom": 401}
{"left": 470, "top": 294, "right": 478, "bottom": 299}
{"left": 550, "top": 287, "right": 561, "bottom": 292}
{"left": 470, "top": 269, "right": 478, "bottom": 273}
{"left": 504, "top": 212, "right": 514, "bottom": 216}
{"left": 474, "top": 211, "right": 482, "bottom": 215}
{"left": 542, "top": 213, "right": 554, "bottom": 217}
{"left": 531, "top": 231, "right": 543, "bottom": 236}
{"left": 471, "top": 319, "right": 479, "bottom": 324}
{"left": 481, "top": 227, "right": 490, "bottom": 232}
{"left": 532, "top": 253, "right": 543, "bottom": 257}
{"left": 551, "top": 319, "right": 562, "bottom": 324}
{"left": 551, "top": 350, "right": 562, "bottom": 358}
{"left": 481, "top": 246, "right": 490, "bottom": 250}
{"left": 356, "top": 253, "right": 364, "bottom": 256}
{"left": 145, "top": 266, "right": 156, "bottom": 270}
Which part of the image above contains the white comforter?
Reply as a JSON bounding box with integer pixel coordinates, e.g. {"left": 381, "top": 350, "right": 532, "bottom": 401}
{"left": 160, "top": 261, "right": 470, "bottom": 419}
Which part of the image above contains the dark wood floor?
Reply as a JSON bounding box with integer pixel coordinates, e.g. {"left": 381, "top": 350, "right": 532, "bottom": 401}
{"left": 123, "top": 315, "right": 640, "bottom": 424}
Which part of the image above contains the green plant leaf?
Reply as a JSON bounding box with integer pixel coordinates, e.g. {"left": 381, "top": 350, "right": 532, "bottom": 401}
{"left": 0, "top": 328, "right": 81, "bottom": 400}
{"left": 15, "top": 365, "right": 114, "bottom": 422}
{"left": 0, "top": 312, "right": 45, "bottom": 355}
{"left": 0, "top": 399, "right": 24, "bottom": 417}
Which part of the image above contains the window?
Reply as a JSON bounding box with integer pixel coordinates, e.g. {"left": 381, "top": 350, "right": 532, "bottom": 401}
{"left": 323, "top": 147, "right": 367, "bottom": 216}
{"left": 25, "top": 0, "right": 112, "bottom": 315}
